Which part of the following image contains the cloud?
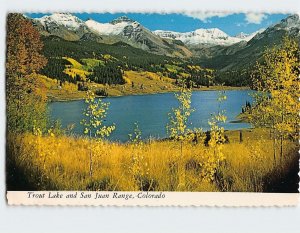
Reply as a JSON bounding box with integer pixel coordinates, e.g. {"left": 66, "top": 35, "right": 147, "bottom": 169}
{"left": 245, "top": 13, "right": 267, "bottom": 24}
{"left": 184, "top": 12, "right": 233, "bottom": 23}
{"left": 183, "top": 12, "right": 268, "bottom": 25}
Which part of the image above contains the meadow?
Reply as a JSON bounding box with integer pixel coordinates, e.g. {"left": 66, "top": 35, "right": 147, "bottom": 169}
{"left": 40, "top": 72, "right": 248, "bottom": 102}
{"left": 7, "top": 129, "right": 298, "bottom": 192}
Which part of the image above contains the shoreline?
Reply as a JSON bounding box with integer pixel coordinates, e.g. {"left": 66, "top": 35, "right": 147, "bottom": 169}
{"left": 48, "top": 86, "right": 251, "bottom": 102}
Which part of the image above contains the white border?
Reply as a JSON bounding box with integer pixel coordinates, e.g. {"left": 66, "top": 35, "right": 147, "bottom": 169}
{"left": 1, "top": 0, "right": 300, "bottom": 232}
{"left": 7, "top": 191, "right": 300, "bottom": 206}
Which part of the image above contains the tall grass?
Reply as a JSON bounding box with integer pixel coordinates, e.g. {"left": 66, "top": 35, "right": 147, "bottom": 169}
{"left": 6, "top": 129, "right": 298, "bottom": 192}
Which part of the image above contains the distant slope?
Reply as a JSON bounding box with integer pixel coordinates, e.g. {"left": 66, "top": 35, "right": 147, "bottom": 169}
{"left": 41, "top": 35, "right": 174, "bottom": 64}
{"left": 198, "top": 14, "right": 300, "bottom": 71}
{"left": 154, "top": 28, "right": 243, "bottom": 46}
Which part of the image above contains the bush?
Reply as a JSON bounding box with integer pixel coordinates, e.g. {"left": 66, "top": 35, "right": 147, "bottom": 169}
{"left": 95, "top": 89, "right": 108, "bottom": 97}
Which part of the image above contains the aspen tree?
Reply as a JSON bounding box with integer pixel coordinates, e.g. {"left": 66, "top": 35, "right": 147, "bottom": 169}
{"left": 81, "top": 90, "right": 115, "bottom": 178}
{"left": 249, "top": 36, "right": 299, "bottom": 164}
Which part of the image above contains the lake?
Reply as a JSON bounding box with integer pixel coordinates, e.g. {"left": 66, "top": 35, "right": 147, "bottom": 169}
{"left": 49, "top": 90, "right": 254, "bottom": 142}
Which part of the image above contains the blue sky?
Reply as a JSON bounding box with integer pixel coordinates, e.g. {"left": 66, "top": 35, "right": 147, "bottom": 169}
{"left": 27, "top": 12, "right": 289, "bottom": 36}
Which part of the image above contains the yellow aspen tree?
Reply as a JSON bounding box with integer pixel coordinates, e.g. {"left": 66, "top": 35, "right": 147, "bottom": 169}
{"left": 201, "top": 90, "right": 226, "bottom": 182}
{"left": 167, "top": 78, "right": 195, "bottom": 157}
{"left": 249, "top": 36, "right": 300, "bottom": 164}
{"left": 167, "top": 78, "right": 199, "bottom": 190}
{"left": 81, "top": 90, "right": 115, "bottom": 178}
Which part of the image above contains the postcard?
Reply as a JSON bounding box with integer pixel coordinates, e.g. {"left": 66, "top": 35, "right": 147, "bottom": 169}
{"left": 6, "top": 11, "right": 299, "bottom": 206}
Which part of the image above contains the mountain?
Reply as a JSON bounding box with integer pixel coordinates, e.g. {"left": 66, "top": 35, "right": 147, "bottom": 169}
{"left": 31, "top": 14, "right": 192, "bottom": 58}
{"left": 154, "top": 28, "right": 243, "bottom": 46}
{"left": 153, "top": 28, "right": 264, "bottom": 59}
{"left": 29, "top": 13, "right": 299, "bottom": 69}
{"left": 85, "top": 16, "right": 138, "bottom": 36}
{"left": 261, "top": 14, "right": 300, "bottom": 37}
{"left": 31, "top": 13, "right": 91, "bottom": 41}
{"left": 29, "top": 13, "right": 269, "bottom": 58}
{"left": 85, "top": 16, "right": 192, "bottom": 57}
{"left": 235, "top": 29, "right": 265, "bottom": 41}
{"left": 199, "top": 14, "right": 300, "bottom": 71}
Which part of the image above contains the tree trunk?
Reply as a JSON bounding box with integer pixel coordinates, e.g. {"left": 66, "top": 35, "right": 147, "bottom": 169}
{"left": 180, "top": 141, "right": 183, "bottom": 158}
{"left": 280, "top": 134, "right": 283, "bottom": 162}
{"left": 89, "top": 130, "right": 93, "bottom": 179}
{"left": 239, "top": 130, "right": 243, "bottom": 143}
{"left": 273, "top": 130, "right": 277, "bottom": 166}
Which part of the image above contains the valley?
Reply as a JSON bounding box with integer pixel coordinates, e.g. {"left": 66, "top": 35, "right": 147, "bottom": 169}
{"left": 26, "top": 13, "right": 300, "bottom": 101}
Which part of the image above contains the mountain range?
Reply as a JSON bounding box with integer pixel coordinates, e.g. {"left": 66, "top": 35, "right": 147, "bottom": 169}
{"left": 29, "top": 13, "right": 300, "bottom": 70}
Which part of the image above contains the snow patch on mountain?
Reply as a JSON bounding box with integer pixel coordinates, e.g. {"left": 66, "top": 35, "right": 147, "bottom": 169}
{"left": 275, "top": 14, "right": 300, "bottom": 30}
{"left": 36, "top": 13, "right": 85, "bottom": 30}
{"left": 154, "top": 28, "right": 242, "bottom": 46}
{"left": 154, "top": 27, "right": 266, "bottom": 45}
{"left": 85, "top": 16, "right": 140, "bottom": 36}
{"left": 235, "top": 29, "right": 265, "bottom": 41}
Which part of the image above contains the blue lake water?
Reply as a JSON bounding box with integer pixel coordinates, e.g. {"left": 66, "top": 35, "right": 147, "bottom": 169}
{"left": 49, "top": 90, "right": 254, "bottom": 142}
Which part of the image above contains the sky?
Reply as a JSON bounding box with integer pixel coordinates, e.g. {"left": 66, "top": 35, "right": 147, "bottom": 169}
{"left": 27, "top": 12, "right": 289, "bottom": 36}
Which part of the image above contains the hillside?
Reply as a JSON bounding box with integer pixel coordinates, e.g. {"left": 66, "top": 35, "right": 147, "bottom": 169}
{"left": 198, "top": 14, "right": 300, "bottom": 71}
{"left": 26, "top": 13, "right": 300, "bottom": 98}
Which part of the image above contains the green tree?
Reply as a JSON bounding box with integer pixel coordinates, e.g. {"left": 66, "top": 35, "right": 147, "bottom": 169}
{"left": 249, "top": 36, "right": 300, "bottom": 164}
{"left": 81, "top": 90, "right": 115, "bottom": 178}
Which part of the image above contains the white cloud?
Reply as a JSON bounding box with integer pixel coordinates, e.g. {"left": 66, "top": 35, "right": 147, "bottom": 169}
{"left": 245, "top": 13, "right": 267, "bottom": 24}
{"left": 183, "top": 12, "right": 268, "bottom": 25}
{"left": 184, "top": 12, "right": 233, "bottom": 23}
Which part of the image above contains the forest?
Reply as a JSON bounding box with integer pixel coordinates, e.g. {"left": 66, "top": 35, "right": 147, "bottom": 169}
{"left": 40, "top": 34, "right": 250, "bottom": 88}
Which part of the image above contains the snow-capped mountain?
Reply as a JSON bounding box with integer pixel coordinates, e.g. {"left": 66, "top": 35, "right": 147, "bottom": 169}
{"left": 84, "top": 16, "right": 192, "bottom": 57}
{"left": 31, "top": 14, "right": 192, "bottom": 57}
{"left": 31, "top": 13, "right": 90, "bottom": 41}
{"left": 201, "top": 14, "right": 300, "bottom": 71}
{"left": 235, "top": 29, "right": 265, "bottom": 41}
{"left": 32, "top": 13, "right": 265, "bottom": 48}
{"left": 235, "top": 32, "right": 249, "bottom": 39}
{"left": 35, "top": 13, "right": 86, "bottom": 30}
{"left": 28, "top": 13, "right": 299, "bottom": 59}
{"left": 154, "top": 28, "right": 266, "bottom": 46}
{"left": 85, "top": 16, "right": 142, "bottom": 36}
{"left": 154, "top": 28, "right": 243, "bottom": 46}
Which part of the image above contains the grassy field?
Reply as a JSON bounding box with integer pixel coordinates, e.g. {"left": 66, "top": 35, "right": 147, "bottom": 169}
{"left": 6, "top": 128, "right": 299, "bottom": 192}
{"left": 39, "top": 56, "right": 249, "bottom": 101}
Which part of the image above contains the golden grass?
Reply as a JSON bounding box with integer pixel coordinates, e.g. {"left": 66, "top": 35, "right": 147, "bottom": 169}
{"left": 7, "top": 129, "right": 298, "bottom": 191}
{"left": 36, "top": 70, "right": 249, "bottom": 101}
{"left": 63, "top": 57, "right": 83, "bottom": 69}
{"left": 64, "top": 68, "right": 90, "bottom": 80}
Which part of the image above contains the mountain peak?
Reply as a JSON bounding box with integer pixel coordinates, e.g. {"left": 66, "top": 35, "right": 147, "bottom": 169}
{"left": 110, "top": 16, "right": 135, "bottom": 25}
{"left": 36, "top": 13, "right": 85, "bottom": 30}
{"left": 234, "top": 29, "right": 265, "bottom": 41}
{"left": 279, "top": 14, "right": 300, "bottom": 29}
{"left": 235, "top": 32, "right": 249, "bottom": 39}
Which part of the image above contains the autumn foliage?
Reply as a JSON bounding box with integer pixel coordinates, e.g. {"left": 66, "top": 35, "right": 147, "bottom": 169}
{"left": 6, "top": 13, "right": 48, "bottom": 133}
